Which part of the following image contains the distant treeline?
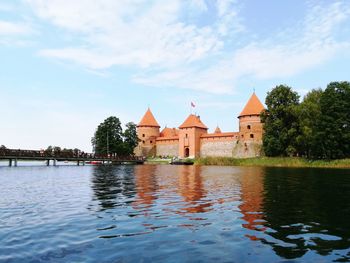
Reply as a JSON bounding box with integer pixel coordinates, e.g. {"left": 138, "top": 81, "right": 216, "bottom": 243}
{"left": 0, "top": 145, "right": 82, "bottom": 155}
{"left": 1, "top": 117, "right": 139, "bottom": 157}
{"left": 261, "top": 81, "right": 350, "bottom": 159}
{"left": 44, "top": 146, "right": 83, "bottom": 155}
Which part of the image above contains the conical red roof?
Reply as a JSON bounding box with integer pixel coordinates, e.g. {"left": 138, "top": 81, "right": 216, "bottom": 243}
{"left": 179, "top": 114, "right": 208, "bottom": 129}
{"left": 239, "top": 93, "right": 265, "bottom": 118}
{"left": 137, "top": 108, "right": 160, "bottom": 127}
{"left": 160, "top": 127, "right": 179, "bottom": 137}
{"left": 214, "top": 126, "right": 222, "bottom": 133}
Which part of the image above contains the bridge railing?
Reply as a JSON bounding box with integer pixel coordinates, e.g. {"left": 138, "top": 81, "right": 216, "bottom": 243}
{"left": 0, "top": 148, "right": 144, "bottom": 161}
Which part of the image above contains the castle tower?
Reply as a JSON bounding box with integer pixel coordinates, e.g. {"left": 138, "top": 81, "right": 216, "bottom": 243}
{"left": 136, "top": 108, "right": 160, "bottom": 157}
{"left": 238, "top": 92, "right": 265, "bottom": 141}
{"left": 178, "top": 114, "right": 208, "bottom": 158}
{"left": 214, "top": 126, "right": 222, "bottom": 134}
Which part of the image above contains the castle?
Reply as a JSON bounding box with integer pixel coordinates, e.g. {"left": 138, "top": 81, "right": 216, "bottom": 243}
{"left": 134, "top": 93, "right": 265, "bottom": 158}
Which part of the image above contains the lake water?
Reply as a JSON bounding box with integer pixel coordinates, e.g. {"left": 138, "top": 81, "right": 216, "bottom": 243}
{"left": 1, "top": 164, "right": 350, "bottom": 262}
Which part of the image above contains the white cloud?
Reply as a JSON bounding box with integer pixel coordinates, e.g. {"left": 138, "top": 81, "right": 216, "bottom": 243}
{"left": 0, "top": 20, "right": 36, "bottom": 46}
{"left": 230, "top": 1, "right": 350, "bottom": 79}
{"left": 133, "top": 59, "right": 238, "bottom": 94}
{"left": 189, "top": 0, "right": 208, "bottom": 12}
{"left": 135, "top": 1, "right": 350, "bottom": 94}
{"left": 27, "top": 0, "right": 241, "bottom": 69}
{"left": 0, "top": 21, "right": 32, "bottom": 35}
{"left": 24, "top": 0, "right": 350, "bottom": 94}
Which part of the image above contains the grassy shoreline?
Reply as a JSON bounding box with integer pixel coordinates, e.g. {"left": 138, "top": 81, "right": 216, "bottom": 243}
{"left": 195, "top": 157, "right": 350, "bottom": 168}
{"left": 145, "top": 158, "right": 172, "bottom": 164}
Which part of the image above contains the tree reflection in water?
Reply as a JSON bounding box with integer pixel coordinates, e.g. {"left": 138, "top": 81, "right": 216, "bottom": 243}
{"left": 91, "top": 165, "right": 136, "bottom": 210}
{"left": 90, "top": 164, "right": 350, "bottom": 261}
{"left": 257, "top": 168, "right": 350, "bottom": 261}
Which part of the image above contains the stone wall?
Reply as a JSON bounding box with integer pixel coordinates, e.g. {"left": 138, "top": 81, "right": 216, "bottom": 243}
{"left": 156, "top": 143, "right": 179, "bottom": 157}
{"left": 134, "top": 145, "right": 156, "bottom": 157}
{"left": 200, "top": 139, "right": 263, "bottom": 158}
{"left": 232, "top": 140, "right": 263, "bottom": 158}
{"left": 200, "top": 140, "right": 236, "bottom": 157}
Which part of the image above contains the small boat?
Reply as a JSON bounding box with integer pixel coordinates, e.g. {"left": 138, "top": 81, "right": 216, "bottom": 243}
{"left": 170, "top": 159, "right": 194, "bottom": 165}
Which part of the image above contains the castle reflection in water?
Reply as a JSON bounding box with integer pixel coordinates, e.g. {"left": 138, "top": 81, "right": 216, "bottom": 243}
{"left": 91, "top": 165, "right": 350, "bottom": 261}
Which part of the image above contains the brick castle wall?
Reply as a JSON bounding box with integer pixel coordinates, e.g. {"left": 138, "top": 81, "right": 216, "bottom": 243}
{"left": 156, "top": 142, "right": 179, "bottom": 157}
{"left": 200, "top": 140, "right": 236, "bottom": 157}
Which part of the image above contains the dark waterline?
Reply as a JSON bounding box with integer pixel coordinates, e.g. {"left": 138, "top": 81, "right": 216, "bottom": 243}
{"left": 1, "top": 165, "right": 350, "bottom": 262}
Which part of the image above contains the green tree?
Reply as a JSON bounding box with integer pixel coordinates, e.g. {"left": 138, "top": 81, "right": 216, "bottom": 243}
{"left": 123, "top": 122, "right": 139, "bottom": 155}
{"left": 314, "top": 82, "right": 350, "bottom": 159}
{"left": 0, "top": 145, "right": 6, "bottom": 149}
{"left": 92, "top": 116, "right": 124, "bottom": 156}
{"left": 53, "top": 146, "right": 61, "bottom": 155}
{"left": 296, "top": 89, "right": 323, "bottom": 158}
{"left": 45, "top": 146, "right": 53, "bottom": 156}
{"left": 261, "top": 85, "right": 300, "bottom": 156}
{"left": 73, "top": 148, "right": 81, "bottom": 156}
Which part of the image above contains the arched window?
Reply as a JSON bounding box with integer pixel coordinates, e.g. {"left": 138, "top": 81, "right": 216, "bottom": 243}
{"left": 250, "top": 134, "right": 254, "bottom": 138}
{"left": 185, "top": 147, "right": 190, "bottom": 157}
{"left": 247, "top": 125, "right": 251, "bottom": 130}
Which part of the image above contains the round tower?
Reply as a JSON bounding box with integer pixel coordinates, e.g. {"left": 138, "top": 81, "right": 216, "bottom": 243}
{"left": 238, "top": 92, "right": 265, "bottom": 141}
{"left": 136, "top": 108, "right": 160, "bottom": 156}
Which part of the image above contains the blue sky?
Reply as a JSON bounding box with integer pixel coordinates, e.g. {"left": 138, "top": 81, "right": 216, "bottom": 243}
{"left": 1, "top": 0, "right": 350, "bottom": 151}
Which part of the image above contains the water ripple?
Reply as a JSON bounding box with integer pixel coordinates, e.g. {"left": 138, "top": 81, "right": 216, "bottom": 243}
{"left": 1, "top": 165, "right": 350, "bottom": 262}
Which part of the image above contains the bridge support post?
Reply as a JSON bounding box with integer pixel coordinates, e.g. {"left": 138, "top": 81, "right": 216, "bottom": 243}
{"left": 82, "top": 161, "right": 85, "bottom": 166}
{"left": 9, "top": 159, "right": 12, "bottom": 167}
{"left": 46, "top": 160, "right": 50, "bottom": 166}
{"left": 14, "top": 159, "right": 18, "bottom": 167}
{"left": 77, "top": 160, "right": 80, "bottom": 166}
{"left": 53, "top": 159, "right": 57, "bottom": 166}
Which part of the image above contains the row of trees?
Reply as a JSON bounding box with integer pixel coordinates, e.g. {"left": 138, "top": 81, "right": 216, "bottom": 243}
{"left": 262, "top": 81, "right": 350, "bottom": 159}
{"left": 44, "top": 146, "right": 82, "bottom": 156}
{"left": 91, "top": 116, "right": 139, "bottom": 156}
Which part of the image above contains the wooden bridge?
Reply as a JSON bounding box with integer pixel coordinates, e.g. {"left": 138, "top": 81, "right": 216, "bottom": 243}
{"left": 0, "top": 148, "right": 145, "bottom": 166}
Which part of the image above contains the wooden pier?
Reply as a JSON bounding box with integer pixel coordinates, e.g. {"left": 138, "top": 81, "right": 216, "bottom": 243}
{"left": 0, "top": 148, "right": 145, "bottom": 167}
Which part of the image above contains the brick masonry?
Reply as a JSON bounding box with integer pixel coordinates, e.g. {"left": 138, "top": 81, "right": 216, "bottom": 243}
{"left": 200, "top": 140, "right": 236, "bottom": 157}
{"left": 156, "top": 143, "right": 179, "bottom": 157}
{"left": 200, "top": 139, "right": 263, "bottom": 158}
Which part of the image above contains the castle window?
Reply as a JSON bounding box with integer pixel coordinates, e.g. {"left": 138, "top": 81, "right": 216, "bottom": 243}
{"left": 142, "top": 134, "right": 145, "bottom": 137}
{"left": 186, "top": 134, "right": 188, "bottom": 138}
{"left": 150, "top": 140, "right": 153, "bottom": 144}
{"left": 250, "top": 134, "right": 254, "bottom": 138}
{"left": 247, "top": 125, "right": 251, "bottom": 130}
{"left": 241, "top": 134, "right": 244, "bottom": 138}
{"left": 142, "top": 140, "right": 145, "bottom": 144}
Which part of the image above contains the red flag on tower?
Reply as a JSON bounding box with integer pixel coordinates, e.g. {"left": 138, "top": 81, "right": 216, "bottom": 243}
{"left": 191, "top": 102, "right": 195, "bottom": 108}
